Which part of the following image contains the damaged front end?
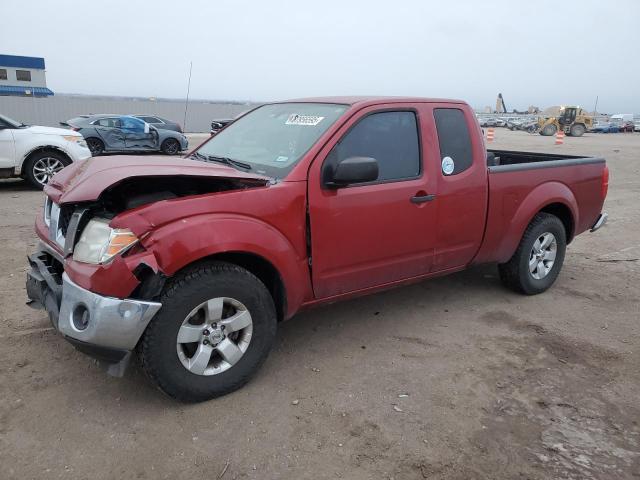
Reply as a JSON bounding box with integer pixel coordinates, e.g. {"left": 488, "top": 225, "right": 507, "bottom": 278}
{"left": 27, "top": 157, "right": 271, "bottom": 375}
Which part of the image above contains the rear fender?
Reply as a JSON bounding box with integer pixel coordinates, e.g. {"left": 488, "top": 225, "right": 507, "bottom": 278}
{"left": 495, "top": 182, "right": 578, "bottom": 263}
{"left": 139, "top": 214, "right": 311, "bottom": 317}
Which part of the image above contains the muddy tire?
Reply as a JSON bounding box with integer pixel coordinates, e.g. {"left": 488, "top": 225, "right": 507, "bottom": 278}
{"left": 569, "top": 124, "right": 586, "bottom": 137}
{"left": 23, "top": 150, "right": 71, "bottom": 189}
{"left": 498, "top": 213, "right": 567, "bottom": 295}
{"left": 85, "top": 137, "right": 104, "bottom": 155}
{"left": 161, "top": 138, "right": 180, "bottom": 155}
{"left": 540, "top": 124, "right": 557, "bottom": 136}
{"left": 139, "top": 261, "right": 277, "bottom": 402}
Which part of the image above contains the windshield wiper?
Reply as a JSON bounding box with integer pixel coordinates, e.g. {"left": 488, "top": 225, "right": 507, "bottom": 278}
{"left": 190, "top": 151, "right": 207, "bottom": 161}
{"left": 206, "top": 155, "right": 252, "bottom": 171}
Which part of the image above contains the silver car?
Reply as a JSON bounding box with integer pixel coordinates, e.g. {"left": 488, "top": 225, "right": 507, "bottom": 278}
{"left": 64, "top": 114, "right": 188, "bottom": 155}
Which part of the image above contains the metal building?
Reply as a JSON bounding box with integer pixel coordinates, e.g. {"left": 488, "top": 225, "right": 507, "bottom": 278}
{"left": 0, "top": 54, "right": 54, "bottom": 97}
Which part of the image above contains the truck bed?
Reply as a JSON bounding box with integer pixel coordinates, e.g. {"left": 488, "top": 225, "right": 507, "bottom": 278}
{"left": 487, "top": 149, "right": 604, "bottom": 171}
{"left": 473, "top": 149, "right": 607, "bottom": 265}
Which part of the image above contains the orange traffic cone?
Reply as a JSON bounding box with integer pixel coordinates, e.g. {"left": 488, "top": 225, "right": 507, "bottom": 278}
{"left": 555, "top": 130, "right": 565, "bottom": 145}
{"left": 486, "top": 128, "right": 495, "bottom": 142}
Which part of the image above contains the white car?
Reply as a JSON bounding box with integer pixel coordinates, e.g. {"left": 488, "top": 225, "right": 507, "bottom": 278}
{"left": 0, "top": 113, "right": 91, "bottom": 189}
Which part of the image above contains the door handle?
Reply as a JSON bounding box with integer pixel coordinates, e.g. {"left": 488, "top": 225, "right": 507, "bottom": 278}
{"left": 410, "top": 194, "right": 436, "bottom": 204}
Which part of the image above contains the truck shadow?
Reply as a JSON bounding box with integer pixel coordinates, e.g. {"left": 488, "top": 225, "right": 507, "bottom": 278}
{"left": 0, "top": 178, "right": 37, "bottom": 192}
{"left": 114, "top": 264, "right": 505, "bottom": 406}
{"left": 277, "top": 263, "right": 502, "bottom": 341}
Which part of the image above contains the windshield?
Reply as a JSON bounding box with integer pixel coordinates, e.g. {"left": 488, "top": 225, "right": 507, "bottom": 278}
{"left": 194, "top": 103, "right": 348, "bottom": 179}
{"left": 0, "top": 113, "right": 23, "bottom": 128}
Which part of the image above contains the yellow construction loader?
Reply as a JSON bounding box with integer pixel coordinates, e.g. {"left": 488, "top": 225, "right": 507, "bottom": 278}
{"left": 537, "top": 106, "right": 593, "bottom": 137}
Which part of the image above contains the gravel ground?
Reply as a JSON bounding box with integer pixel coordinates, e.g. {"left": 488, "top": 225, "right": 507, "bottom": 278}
{"left": 1, "top": 130, "right": 639, "bottom": 479}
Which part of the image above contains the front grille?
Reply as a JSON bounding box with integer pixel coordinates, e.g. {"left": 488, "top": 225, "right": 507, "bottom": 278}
{"left": 59, "top": 205, "right": 74, "bottom": 237}
{"left": 45, "top": 199, "right": 66, "bottom": 249}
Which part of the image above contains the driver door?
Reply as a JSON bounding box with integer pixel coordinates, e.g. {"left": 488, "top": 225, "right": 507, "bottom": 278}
{"left": 307, "top": 106, "right": 437, "bottom": 298}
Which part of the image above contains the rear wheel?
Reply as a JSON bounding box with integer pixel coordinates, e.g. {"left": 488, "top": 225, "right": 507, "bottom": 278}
{"left": 86, "top": 137, "right": 104, "bottom": 155}
{"left": 569, "top": 123, "right": 586, "bottom": 137}
{"left": 23, "top": 150, "right": 70, "bottom": 189}
{"left": 161, "top": 138, "right": 180, "bottom": 155}
{"left": 139, "top": 261, "right": 278, "bottom": 402}
{"left": 498, "top": 213, "right": 567, "bottom": 295}
{"left": 540, "top": 124, "right": 557, "bottom": 136}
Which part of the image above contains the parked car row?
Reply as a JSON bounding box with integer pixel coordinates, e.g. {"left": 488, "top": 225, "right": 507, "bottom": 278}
{"left": 589, "top": 121, "right": 637, "bottom": 133}
{"left": 0, "top": 111, "right": 189, "bottom": 188}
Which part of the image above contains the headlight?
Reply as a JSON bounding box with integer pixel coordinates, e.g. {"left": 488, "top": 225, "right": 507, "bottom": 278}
{"left": 62, "top": 135, "right": 88, "bottom": 148}
{"left": 73, "top": 218, "right": 138, "bottom": 264}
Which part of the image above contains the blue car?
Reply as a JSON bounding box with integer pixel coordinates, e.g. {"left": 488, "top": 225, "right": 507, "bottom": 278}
{"left": 590, "top": 122, "right": 620, "bottom": 133}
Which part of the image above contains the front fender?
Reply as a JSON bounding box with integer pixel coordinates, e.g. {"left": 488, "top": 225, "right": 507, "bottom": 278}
{"left": 488, "top": 181, "right": 578, "bottom": 264}
{"left": 139, "top": 214, "right": 311, "bottom": 316}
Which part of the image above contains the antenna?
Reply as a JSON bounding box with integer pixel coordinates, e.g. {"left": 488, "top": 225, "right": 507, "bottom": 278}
{"left": 183, "top": 61, "right": 193, "bottom": 132}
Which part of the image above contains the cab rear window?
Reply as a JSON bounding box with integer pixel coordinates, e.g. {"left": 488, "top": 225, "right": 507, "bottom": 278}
{"left": 434, "top": 108, "right": 473, "bottom": 175}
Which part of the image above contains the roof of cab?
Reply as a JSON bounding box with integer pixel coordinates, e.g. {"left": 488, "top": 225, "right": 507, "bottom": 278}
{"left": 280, "top": 96, "right": 466, "bottom": 107}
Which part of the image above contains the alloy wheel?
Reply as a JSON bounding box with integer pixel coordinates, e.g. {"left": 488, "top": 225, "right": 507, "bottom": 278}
{"left": 529, "top": 232, "right": 557, "bottom": 280}
{"left": 176, "top": 297, "right": 253, "bottom": 375}
{"left": 32, "top": 157, "right": 65, "bottom": 185}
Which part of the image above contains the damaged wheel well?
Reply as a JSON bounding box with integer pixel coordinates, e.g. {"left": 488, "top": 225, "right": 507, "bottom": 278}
{"left": 213, "top": 252, "right": 287, "bottom": 322}
{"left": 166, "top": 252, "right": 287, "bottom": 322}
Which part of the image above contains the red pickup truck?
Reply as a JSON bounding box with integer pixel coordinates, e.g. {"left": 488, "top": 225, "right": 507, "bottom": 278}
{"left": 26, "top": 97, "right": 608, "bottom": 402}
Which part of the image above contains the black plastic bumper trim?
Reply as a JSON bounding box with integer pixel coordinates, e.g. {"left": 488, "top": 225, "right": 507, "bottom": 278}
{"left": 64, "top": 337, "right": 129, "bottom": 364}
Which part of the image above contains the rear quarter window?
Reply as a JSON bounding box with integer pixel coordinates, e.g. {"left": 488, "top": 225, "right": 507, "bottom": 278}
{"left": 434, "top": 108, "right": 473, "bottom": 175}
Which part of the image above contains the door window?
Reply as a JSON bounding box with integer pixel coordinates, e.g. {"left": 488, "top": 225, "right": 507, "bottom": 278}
{"left": 120, "top": 116, "right": 146, "bottom": 133}
{"left": 325, "top": 111, "right": 420, "bottom": 184}
{"left": 433, "top": 108, "right": 473, "bottom": 175}
{"left": 139, "top": 116, "right": 162, "bottom": 123}
{"left": 94, "top": 117, "right": 121, "bottom": 128}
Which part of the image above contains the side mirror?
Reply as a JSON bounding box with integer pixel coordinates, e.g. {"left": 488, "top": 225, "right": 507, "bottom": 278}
{"left": 144, "top": 123, "right": 150, "bottom": 134}
{"left": 326, "top": 156, "right": 379, "bottom": 188}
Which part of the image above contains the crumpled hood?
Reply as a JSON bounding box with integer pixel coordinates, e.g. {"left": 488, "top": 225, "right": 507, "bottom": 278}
{"left": 44, "top": 155, "right": 271, "bottom": 204}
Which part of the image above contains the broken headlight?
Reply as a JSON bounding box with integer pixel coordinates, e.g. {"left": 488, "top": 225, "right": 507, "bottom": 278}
{"left": 73, "top": 218, "right": 138, "bottom": 264}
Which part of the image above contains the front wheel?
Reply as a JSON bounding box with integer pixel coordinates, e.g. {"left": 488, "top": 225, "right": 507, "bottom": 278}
{"left": 139, "top": 261, "right": 278, "bottom": 402}
{"left": 161, "top": 138, "right": 180, "bottom": 155}
{"left": 498, "top": 213, "right": 567, "bottom": 295}
{"left": 24, "top": 150, "right": 71, "bottom": 189}
{"left": 85, "top": 137, "right": 104, "bottom": 155}
{"left": 540, "top": 124, "right": 557, "bottom": 136}
{"left": 569, "top": 124, "right": 586, "bottom": 137}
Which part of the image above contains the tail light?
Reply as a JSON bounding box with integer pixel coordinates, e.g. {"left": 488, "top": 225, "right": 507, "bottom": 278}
{"left": 601, "top": 165, "right": 609, "bottom": 199}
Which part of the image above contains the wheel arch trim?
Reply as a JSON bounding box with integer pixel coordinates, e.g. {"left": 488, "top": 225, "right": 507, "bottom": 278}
{"left": 495, "top": 182, "right": 578, "bottom": 263}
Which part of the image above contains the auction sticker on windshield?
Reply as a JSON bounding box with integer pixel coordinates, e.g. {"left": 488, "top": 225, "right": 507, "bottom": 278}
{"left": 285, "top": 114, "right": 325, "bottom": 126}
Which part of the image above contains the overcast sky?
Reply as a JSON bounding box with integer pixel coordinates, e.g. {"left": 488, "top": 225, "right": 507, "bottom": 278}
{"left": 2, "top": 0, "right": 639, "bottom": 112}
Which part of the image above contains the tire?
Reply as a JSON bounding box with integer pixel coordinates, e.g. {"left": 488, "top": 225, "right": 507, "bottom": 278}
{"left": 85, "top": 137, "right": 104, "bottom": 155}
{"left": 569, "top": 124, "right": 586, "bottom": 137}
{"left": 23, "top": 150, "right": 71, "bottom": 189}
{"left": 540, "top": 124, "right": 557, "bottom": 136}
{"left": 161, "top": 138, "right": 180, "bottom": 155}
{"left": 139, "top": 261, "right": 278, "bottom": 402}
{"left": 498, "top": 213, "right": 567, "bottom": 295}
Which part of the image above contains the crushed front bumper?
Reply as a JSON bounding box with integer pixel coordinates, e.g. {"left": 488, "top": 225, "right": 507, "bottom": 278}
{"left": 26, "top": 248, "right": 162, "bottom": 375}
